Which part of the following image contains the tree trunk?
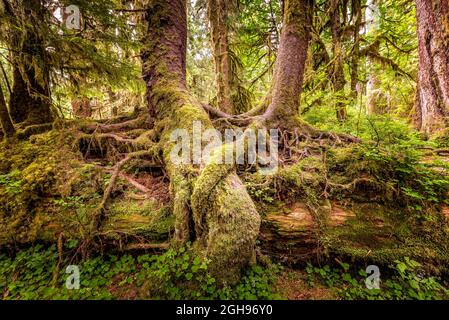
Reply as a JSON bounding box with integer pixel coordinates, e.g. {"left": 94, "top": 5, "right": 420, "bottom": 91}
{"left": 141, "top": 0, "right": 260, "bottom": 284}
{"left": 350, "top": 0, "right": 362, "bottom": 98}
{"left": 330, "top": 0, "right": 347, "bottom": 121}
{"left": 262, "top": 0, "right": 313, "bottom": 126}
{"left": 0, "top": 81, "right": 15, "bottom": 138}
{"left": 414, "top": 0, "right": 449, "bottom": 134}
{"left": 207, "top": 0, "right": 236, "bottom": 114}
{"left": 365, "top": 0, "right": 384, "bottom": 115}
{"left": 8, "top": 0, "right": 53, "bottom": 125}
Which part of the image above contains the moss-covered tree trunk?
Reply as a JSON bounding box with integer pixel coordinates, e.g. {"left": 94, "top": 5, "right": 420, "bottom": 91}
{"left": 414, "top": 0, "right": 449, "bottom": 134}
{"left": 8, "top": 0, "right": 52, "bottom": 125}
{"left": 0, "top": 81, "right": 15, "bottom": 138}
{"left": 262, "top": 0, "right": 313, "bottom": 126}
{"left": 207, "top": 0, "right": 236, "bottom": 114}
{"left": 141, "top": 0, "right": 260, "bottom": 284}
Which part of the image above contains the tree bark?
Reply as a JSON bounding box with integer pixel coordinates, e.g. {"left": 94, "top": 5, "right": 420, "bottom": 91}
{"left": 8, "top": 0, "right": 53, "bottom": 125}
{"left": 262, "top": 0, "right": 313, "bottom": 126}
{"left": 141, "top": 0, "right": 260, "bottom": 284}
{"left": 0, "top": 81, "right": 15, "bottom": 138}
{"left": 207, "top": 0, "right": 236, "bottom": 114}
{"left": 414, "top": 0, "right": 449, "bottom": 134}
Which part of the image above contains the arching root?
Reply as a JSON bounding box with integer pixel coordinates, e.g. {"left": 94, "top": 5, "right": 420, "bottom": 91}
{"left": 190, "top": 142, "right": 260, "bottom": 284}
{"left": 91, "top": 150, "right": 155, "bottom": 231}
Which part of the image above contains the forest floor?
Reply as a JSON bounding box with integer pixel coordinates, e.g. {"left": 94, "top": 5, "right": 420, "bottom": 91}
{"left": 274, "top": 269, "right": 337, "bottom": 300}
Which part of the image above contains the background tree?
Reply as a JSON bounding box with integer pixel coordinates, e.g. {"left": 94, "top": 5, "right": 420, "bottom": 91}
{"left": 329, "top": 0, "right": 347, "bottom": 121}
{"left": 261, "top": 0, "right": 314, "bottom": 126}
{"left": 207, "top": 0, "right": 238, "bottom": 114}
{"left": 364, "top": 0, "right": 386, "bottom": 115}
{"left": 2, "top": 0, "right": 52, "bottom": 125}
{"left": 414, "top": 0, "right": 449, "bottom": 134}
{"left": 350, "top": 0, "right": 362, "bottom": 98}
{"left": 0, "top": 80, "right": 15, "bottom": 138}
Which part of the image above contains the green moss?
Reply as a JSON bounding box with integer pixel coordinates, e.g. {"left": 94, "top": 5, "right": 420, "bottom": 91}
{"left": 0, "top": 127, "right": 170, "bottom": 247}
{"left": 320, "top": 203, "right": 449, "bottom": 274}
{"left": 103, "top": 199, "right": 174, "bottom": 241}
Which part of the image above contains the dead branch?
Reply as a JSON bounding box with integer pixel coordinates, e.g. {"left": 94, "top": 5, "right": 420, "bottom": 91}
{"left": 119, "top": 172, "right": 151, "bottom": 193}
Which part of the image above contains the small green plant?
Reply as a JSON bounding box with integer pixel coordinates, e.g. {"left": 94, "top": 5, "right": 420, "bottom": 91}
{"left": 0, "top": 170, "right": 23, "bottom": 195}
{"left": 140, "top": 243, "right": 281, "bottom": 300}
{"left": 383, "top": 258, "right": 449, "bottom": 300}
{"left": 0, "top": 244, "right": 281, "bottom": 300}
{"left": 306, "top": 258, "right": 449, "bottom": 300}
{"left": 247, "top": 184, "right": 274, "bottom": 204}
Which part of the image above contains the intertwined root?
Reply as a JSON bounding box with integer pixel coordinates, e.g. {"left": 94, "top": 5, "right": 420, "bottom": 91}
{"left": 70, "top": 104, "right": 360, "bottom": 284}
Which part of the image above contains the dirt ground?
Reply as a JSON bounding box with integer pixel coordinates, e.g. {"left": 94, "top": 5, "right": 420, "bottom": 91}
{"left": 274, "top": 269, "right": 337, "bottom": 300}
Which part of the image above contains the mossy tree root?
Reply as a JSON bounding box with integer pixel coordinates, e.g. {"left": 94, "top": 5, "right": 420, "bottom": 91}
{"left": 16, "top": 123, "right": 54, "bottom": 140}
{"left": 190, "top": 143, "right": 260, "bottom": 284}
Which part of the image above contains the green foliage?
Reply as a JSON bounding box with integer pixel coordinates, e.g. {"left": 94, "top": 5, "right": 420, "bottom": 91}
{"left": 144, "top": 243, "right": 281, "bottom": 300}
{"left": 320, "top": 119, "right": 449, "bottom": 219}
{"left": 306, "top": 258, "right": 449, "bottom": 300}
{"left": 224, "top": 265, "right": 282, "bottom": 300}
{"left": 0, "top": 170, "right": 22, "bottom": 196}
{"left": 303, "top": 0, "right": 417, "bottom": 123}
{"left": 0, "top": 244, "right": 281, "bottom": 300}
{"left": 356, "top": 142, "right": 449, "bottom": 217}
{"left": 141, "top": 243, "right": 216, "bottom": 299}
{"left": 246, "top": 184, "right": 274, "bottom": 204}
{"left": 432, "top": 129, "right": 449, "bottom": 148}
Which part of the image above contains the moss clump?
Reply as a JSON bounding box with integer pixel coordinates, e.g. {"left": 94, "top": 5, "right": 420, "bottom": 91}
{"left": 103, "top": 199, "right": 174, "bottom": 241}
{"left": 0, "top": 128, "right": 172, "bottom": 248}
{"left": 0, "top": 130, "right": 91, "bottom": 244}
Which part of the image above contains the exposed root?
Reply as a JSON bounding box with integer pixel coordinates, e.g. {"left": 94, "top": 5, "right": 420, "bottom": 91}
{"left": 83, "top": 114, "right": 150, "bottom": 134}
{"left": 316, "top": 130, "right": 361, "bottom": 144}
{"left": 435, "top": 149, "right": 449, "bottom": 156}
{"left": 189, "top": 140, "right": 261, "bottom": 284}
{"left": 91, "top": 150, "right": 154, "bottom": 231}
{"left": 77, "top": 126, "right": 159, "bottom": 162}
{"left": 119, "top": 172, "right": 151, "bottom": 193}
{"left": 202, "top": 103, "right": 263, "bottom": 126}
{"left": 95, "top": 133, "right": 136, "bottom": 144}
{"left": 17, "top": 123, "right": 54, "bottom": 140}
